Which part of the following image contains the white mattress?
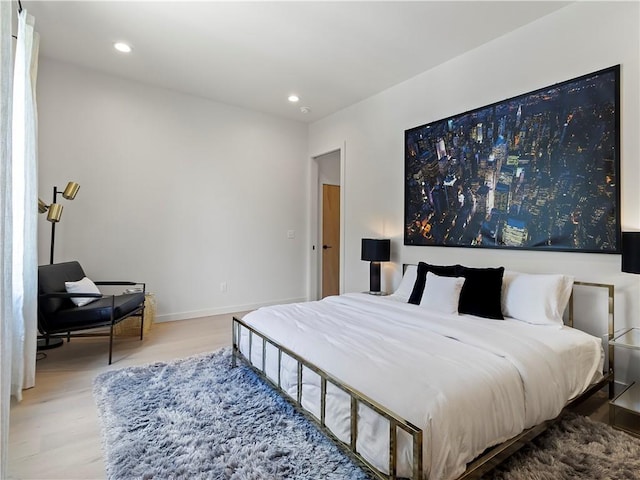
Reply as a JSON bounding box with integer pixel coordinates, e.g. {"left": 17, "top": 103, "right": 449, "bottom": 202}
{"left": 238, "top": 293, "right": 604, "bottom": 480}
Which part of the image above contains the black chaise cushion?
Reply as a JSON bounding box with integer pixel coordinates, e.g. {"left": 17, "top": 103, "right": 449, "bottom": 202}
{"left": 43, "top": 292, "right": 145, "bottom": 332}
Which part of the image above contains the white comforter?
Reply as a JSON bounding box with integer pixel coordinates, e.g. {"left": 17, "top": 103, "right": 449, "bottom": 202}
{"left": 239, "top": 293, "right": 603, "bottom": 480}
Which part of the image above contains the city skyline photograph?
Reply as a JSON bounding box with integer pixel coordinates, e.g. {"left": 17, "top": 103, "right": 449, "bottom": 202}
{"left": 404, "top": 65, "right": 620, "bottom": 253}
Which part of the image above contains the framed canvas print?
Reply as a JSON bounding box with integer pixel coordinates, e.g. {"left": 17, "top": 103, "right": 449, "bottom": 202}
{"left": 404, "top": 65, "right": 620, "bottom": 253}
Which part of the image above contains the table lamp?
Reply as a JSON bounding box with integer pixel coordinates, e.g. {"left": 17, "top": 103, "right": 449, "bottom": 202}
{"left": 361, "top": 238, "right": 390, "bottom": 295}
{"left": 622, "top": 231, "right": 640, "bottom": 274}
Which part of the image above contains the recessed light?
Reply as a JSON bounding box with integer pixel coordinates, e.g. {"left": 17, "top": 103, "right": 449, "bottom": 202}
{"left": 288, "top": 95, "right": 299, "bottom": 103}
{"left": 114, "top": 42, "right": 132, "bottom": 53}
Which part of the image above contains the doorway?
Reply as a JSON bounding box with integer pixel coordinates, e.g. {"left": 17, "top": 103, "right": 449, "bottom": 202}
{"left": 314, "top": 150, "right": 342, "bottom": 299}
{"left": 322, "top": 184, "right": 340, "bottom": 297}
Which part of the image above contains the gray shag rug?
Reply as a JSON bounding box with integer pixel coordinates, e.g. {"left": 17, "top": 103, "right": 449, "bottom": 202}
{"left": 93, "top": 348, "right": 372, "bottom": 479}
{"left": 488, "top": 412, "right": 640, "bottom": 480}
{"left": 94, "top": 349, "right": 640, "bottom": 480}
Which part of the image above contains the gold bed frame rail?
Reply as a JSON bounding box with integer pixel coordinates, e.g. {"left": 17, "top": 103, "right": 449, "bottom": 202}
{"left": 569, "top": 281, "right": 615, "bottom": 399}
{"left": 232, "top": 281, "right": 614, "bottom": 480}
{"left": 232, "top": 316, "right": 423, "bottom": 480}
{"left": 460, "top": 280, "right": 615, "bottom": 479}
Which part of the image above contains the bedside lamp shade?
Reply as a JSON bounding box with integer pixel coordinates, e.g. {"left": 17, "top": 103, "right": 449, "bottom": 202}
{"left": 361, "top": 238, "right": 390, "bottom": 294}
{"left": 622, "top": 232, "right": 640, "bottom": 274}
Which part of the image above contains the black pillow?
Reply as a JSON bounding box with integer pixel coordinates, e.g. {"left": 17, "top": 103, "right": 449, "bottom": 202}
{"left": 408, "top": 262, "right": 459, "bottom": 305}
{"left": 455, "top": 265, "right": 504, "bottom": 319}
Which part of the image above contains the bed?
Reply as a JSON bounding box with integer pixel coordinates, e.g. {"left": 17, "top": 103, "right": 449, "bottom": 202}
{"left": 232, "top": 264, "right": 614, "bottom": 480}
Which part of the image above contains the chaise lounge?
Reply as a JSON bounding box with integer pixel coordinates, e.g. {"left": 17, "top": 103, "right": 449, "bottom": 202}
{"left": 37, "top": 261, "right": 146, "bottom": 364}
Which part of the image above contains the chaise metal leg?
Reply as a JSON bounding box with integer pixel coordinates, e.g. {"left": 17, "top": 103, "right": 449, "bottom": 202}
{"left": 36, "top": 335, "right": 64, "bottom": 350}
{"left": 139, "top": 303, "right": 145, "bottom": 341}
{"left": 231, "top": 318, "right": 238, "bottom": 368}
{"left": 108, "top": 295, "right": 115, "bottom": 365}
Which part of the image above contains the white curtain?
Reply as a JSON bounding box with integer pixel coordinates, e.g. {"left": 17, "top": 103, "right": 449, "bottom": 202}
{"left": 0, "top": 6, "right": 39, "bottom": 478}
{"left": 0, "top": 2, "right": 14, "bottom": 478}
{"left": 11, "top": 8, "right": 39, "bottom": 398}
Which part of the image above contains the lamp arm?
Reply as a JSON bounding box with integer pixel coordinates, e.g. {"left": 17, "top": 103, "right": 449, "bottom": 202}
{"left": 48, "top": 182, "right": 78, "bottom": 264}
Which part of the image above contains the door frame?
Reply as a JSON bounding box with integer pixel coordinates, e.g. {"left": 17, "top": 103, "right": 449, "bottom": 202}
{"left": 308, "top": 145, "right": 345, "bottom": 300}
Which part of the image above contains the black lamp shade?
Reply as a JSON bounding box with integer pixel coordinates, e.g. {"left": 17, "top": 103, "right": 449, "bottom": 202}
{"left": 622, "top": 232, "right": 640, "bottom": 274}
{"left": 361, "top": 238, "right": 391, "bottom": 262}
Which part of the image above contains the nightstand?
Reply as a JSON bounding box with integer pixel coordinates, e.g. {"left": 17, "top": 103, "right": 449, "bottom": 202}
{"left": 609, "top": 327, "right": 640, "bottom": 436}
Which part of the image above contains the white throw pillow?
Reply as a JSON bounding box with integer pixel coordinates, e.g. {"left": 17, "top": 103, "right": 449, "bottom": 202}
{"left": 391, "top": 265, "right": 418, "bottom": 302}
{"left": 419, "top": 272, "right": 466, "bottom": 315}
{"left": 501, "top": 271, "right": 574, "bottom": 325}
{"left": 65, "top": 276, "right": 101, "bottom": 307}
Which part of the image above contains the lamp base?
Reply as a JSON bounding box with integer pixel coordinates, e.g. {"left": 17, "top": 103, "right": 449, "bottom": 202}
{"left": 369, "top": 261, "right": 381, "bottom": 294}
{"left": 367, "top": 291, "right": 384, "bottom": 296}
{"left": 37, "top": 337, "right": 64, "bottom": 350}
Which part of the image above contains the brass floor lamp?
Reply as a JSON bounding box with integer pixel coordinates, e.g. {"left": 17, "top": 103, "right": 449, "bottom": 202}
{"left": 37, "top": 181, "right": 79, "bottom": 350}
{"left": 38, "top": 181, "right": 80, "bottom": 264}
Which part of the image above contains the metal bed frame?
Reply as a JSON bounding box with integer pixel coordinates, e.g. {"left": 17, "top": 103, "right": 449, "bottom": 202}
{"left": 231, "top": 281, "right": 614, "bottom": 480}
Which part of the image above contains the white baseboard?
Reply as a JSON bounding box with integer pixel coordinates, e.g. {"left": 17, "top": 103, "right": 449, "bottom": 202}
{"left": 154, "top": 297, "right": 308, "bottom": 323}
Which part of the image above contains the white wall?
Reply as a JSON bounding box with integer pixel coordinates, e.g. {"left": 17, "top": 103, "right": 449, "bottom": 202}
{"left": 318, "top": 150, "right": 340, "bottom": 186}
{"left": 309, "top": 2, "right": 640, "bottom": 380}
{"left": 37, "top": 59, "right": 309, "bottom": 321}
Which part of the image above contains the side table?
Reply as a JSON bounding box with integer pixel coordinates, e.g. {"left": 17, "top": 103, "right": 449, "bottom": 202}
{"left": 114, "top": 293, "right": 156, "bottom": 336}
{"left": 609, "top": 327, "right": 640, "bottom": 436}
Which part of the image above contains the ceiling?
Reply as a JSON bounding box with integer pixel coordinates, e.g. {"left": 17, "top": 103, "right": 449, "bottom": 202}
{"left": 22, "top": 1, "right": 570, "bottom": 123}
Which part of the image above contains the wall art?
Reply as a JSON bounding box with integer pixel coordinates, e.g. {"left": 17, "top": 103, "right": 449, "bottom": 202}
{"left": 404, "top": 65, "right": 620, "bottom": 253}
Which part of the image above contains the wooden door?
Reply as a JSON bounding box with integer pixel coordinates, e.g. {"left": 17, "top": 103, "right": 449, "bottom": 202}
{"left": 322, "top": 184, "right": 340, "bottom": 298}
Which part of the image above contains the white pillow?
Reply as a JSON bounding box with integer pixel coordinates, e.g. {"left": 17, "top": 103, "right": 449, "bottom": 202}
{"left": 419, "top": 272, "right": 466, "bottom": 315}
{"left": 501, "top": 271, "right": 574, "bottom": 325}
{"left": 65, "top": 277, "right": 101, "bottom": 307}
{"left": 391, "top": 265, "right": 418, "bottom": 302}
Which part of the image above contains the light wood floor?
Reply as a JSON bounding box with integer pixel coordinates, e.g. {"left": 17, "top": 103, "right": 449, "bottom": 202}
{"left": 8, "top": 313, "right": 236, "bottom": 480}
{"left": 8, "top": 313, "right": 611, "bottom": 480}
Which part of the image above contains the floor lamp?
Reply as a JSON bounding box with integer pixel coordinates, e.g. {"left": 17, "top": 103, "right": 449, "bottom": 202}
{"left": 38, "top": 181, "right": 80, "bottom": 264}
{"left": 37, "top": 181, "right": 80, "bottom": 350}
